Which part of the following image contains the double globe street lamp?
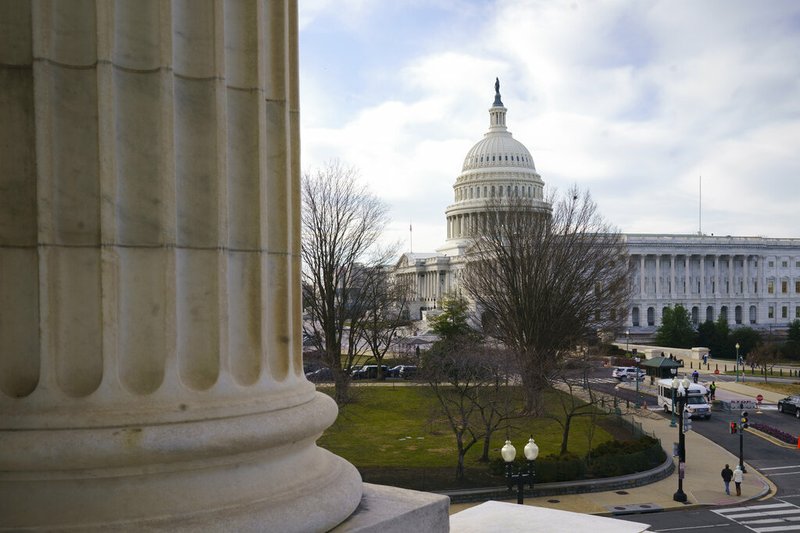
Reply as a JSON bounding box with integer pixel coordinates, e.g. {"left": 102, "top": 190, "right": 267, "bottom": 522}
{"left": 735, "top": 342, "right": 741, "bottom": 383}
{"left": 672, "top": 375, "right": 692, "bottom": 503}
{"left": 501, "top": 436, "right": 539, "bottom": 505}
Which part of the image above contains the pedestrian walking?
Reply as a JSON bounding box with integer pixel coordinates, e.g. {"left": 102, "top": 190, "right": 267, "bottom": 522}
{"left": 721, "top": 464, "right": 733, "bottom": 495}
{"left": 709, "top": 381, "right": 717, "bottom": 401}
{"left": 733, "top": 465, "right": 743, "bottom": 496}
{"left": 692, "top": 369, "right": 699, "bottom": 383}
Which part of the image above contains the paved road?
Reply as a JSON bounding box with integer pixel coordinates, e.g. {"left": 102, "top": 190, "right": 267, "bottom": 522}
{"left": 589, "top": 366, "right": 800, "bottom": 532}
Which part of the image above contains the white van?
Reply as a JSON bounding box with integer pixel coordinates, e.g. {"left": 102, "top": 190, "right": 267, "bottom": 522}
{"left": 656, "top": 378, "right": 711, "bottom": 420}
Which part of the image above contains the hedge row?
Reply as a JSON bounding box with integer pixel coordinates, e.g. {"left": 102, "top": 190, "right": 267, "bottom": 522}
{"left": 490, "top": 435, "right": 665, "bottom": 483}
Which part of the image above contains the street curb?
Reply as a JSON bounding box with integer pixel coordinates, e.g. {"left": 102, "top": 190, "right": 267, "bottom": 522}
{"left": 438, "top": 452, "right": 675, "bottom": 504}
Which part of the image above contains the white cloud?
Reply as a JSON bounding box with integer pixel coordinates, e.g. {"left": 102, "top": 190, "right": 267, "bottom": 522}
{"left": 299, "top": 0, "right": 800, "bottom": 254}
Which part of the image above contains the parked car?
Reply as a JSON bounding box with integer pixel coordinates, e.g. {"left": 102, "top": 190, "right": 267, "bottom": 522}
{"left": 388, "top": 365, "right": 417, "bottom": 380}
{"left": 777, "top": 396, "right": 800, "bottom": 418}
{"left": 305, "top": 367, "right": 333, "bottom": 383}
{"left": 351, "top": 365, "right": 389, "bottom": 380}
{"left": 612, "top": 367, "right": 645, "bottom": 381}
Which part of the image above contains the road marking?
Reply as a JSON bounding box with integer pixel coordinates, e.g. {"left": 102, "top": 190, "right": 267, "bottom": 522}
{"left": 716, "top": 504, "right": 797, "bottom": 513}
{"left": 768, "top": 473, "right": 800, "bottom": 477}
{"left": 761, "top": 466, "right": 800, "bottom": 471}
{"left": 652, "top": 525, "right": 735, "bottom": 531}
{"left": 713, "top": 501, "right": 800, "bottom": 532}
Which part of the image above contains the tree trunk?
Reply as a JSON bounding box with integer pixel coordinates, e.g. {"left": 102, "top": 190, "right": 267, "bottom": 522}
{"left": 455, "top": 435, "right": 465, "bottom": 480}
{"left": 560, "top": 415, "right": 572, "bottom": 455}
{"left": 332, "top": 369, "right": 351, "bottom": 405}
{"left": 480, "top": 430, "right": 492, "bottom": 462}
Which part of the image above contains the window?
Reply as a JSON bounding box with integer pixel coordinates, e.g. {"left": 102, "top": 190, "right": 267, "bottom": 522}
{"left": 783, "top": 261, "right": 789, "bottom": 268}
{"left": 782, "top": 280, "right": 788, "bottom": 293}
{"left": 796, "top": 280, "right": 800, "bottom": 293}
{"left": 797, "top": 306, "right": 800, "bottom": 318}
{"left": 754, "top": 281, "right": 758, "bottom": 293}
{"left": 782, "top": 306, "right": 788, "bottom": 319}
{"left": 769, "top": 261, "right": 774, "bottom": 267}
{"left": 796, "top": 261, "right": 800, "bottom": 268}
{"left": 769, "top": 306, "right": 774, "bottom": 319}
{"left": 768, "top": 280, "right": 774, "bottom": 294}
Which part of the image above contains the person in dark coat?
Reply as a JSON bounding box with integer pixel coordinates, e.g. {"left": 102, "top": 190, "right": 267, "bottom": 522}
{"left": 721, "top": 464, "right": 733, "bottom": 495}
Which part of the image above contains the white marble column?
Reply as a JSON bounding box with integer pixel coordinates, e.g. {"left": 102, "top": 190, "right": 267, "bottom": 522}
{"left": 670, "top": 255, "right": 676, "bottom": 298}
{"left": 700, "top": 255, "right": 706, "bottom": 298}
{"left": 640, "top": 255, "right": 646, "bottom": 297}
{"left": 655, "top": 255, "right": 661, "bottom": 298}
{"left": 685, "top": 255, "right": 690, "bottom": 295}
{"left": 728, "top": 256, "right": 734, "bottom": 296}
{"left": 0, "top": 2, "right": 361, "bottom": 530}
{"left": 745, "top": 255, "right": 750, "bottom": 296}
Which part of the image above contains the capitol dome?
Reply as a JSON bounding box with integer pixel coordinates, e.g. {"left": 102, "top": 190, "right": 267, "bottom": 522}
{"left": 440, "top": 79, "right": 550, "bottom": 254}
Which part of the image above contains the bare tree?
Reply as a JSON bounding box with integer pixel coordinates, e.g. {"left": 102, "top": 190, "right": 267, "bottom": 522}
{"left": 549, "top": 353, "right": 606, "bottom": 455}
{"left": 356, "top": 271, "right": 413, "bottom": 380}
{"left": 424, "top": 298, "right": 520, "bottom": 478}
{"left": 748, "top": 342, "right": 780, "bottom": 383}
{"left": 301, "top": 160, "right": 395, "bottom": 404}
{"left": 461, "top": 187, "right": 631, "bottom": 413}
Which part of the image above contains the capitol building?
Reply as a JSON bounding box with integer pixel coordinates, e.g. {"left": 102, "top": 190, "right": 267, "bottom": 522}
{"left": 394, "top": 82, "right": 800, "bottom": 334}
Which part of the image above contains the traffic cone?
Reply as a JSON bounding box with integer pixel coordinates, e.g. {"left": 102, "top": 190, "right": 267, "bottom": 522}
{"left": 797, "top": 437, "right": 800, "bottom": 450}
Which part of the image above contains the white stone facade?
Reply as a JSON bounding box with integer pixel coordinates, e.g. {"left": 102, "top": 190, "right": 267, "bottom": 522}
{"left": 395, "top": 86, "right": 800, "bottom": 334}
{"left": 626, "top": 234, "right": 800, "bottom": 331}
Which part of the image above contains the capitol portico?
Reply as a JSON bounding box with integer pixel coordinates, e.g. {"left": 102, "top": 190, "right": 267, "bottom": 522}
{"left": 395, "top": 83, "right": 800, "bottom": 334}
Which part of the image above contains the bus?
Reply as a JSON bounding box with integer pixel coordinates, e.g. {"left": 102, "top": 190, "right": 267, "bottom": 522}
{"left": 656, "top": 378, "right": 711, "bottom": 420}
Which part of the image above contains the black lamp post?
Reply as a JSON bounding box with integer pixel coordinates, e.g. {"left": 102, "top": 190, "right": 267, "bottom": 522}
{"left": 739, "top": 410, "right": 748, "bottom": 473}
{"left": 634, "top": 355, "right": 641, "bottom": 408}
{"left": 626, "top": 329, "right": 630, "bottom": 355}
{"left": 501, "top": 436, "right": 539, "bottom": 504}
{"left": 669, "top": 370, "right": 678, "bottom": 427}
{"left": 735, "top": 342, "right": 741, "bottom": 383}
{"left": 673, "top": 376, "right": 691, "bottom": 503}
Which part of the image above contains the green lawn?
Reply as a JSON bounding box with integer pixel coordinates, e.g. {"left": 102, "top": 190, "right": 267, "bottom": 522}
{"left": 316, "top": 385, "right": 622, "bottom": 490}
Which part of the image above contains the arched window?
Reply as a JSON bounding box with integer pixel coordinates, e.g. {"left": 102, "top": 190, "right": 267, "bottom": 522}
{"left": 631, "top": 307, "right": 640, "bottom": 327}
{"left": 735, "top": 305, "right": 742, "bottom": 325}
{"left": 720, "top": 306, "right": 728, "bottom": 321}
{"left": 507, "top": 186, "right": 511, "bottom": 196}
{"left": 749, "top": 305, "right": 757, "bottom": 324}
{"left": 706, "top": 306, "right": 714, "bottom": 322}
{"left": 647, "top": 307, "right": 655, "bottom": 326}
{"left": 691, "top": 306, "right": 699, "bottom": 325}
{"left": 491, "top": 185, "right": 495, "bottom": 197}
{"left": 514, "top": 185, "right": 519, "bottom": 196}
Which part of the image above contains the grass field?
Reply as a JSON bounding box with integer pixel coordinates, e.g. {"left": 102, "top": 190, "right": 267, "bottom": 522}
{"left": 316, "top": 384, "right": 623, "bottom": 490}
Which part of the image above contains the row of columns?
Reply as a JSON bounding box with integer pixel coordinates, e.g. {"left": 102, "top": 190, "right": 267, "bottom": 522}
{"left": 635, "top": 253, "right": 761, "bottom": 299}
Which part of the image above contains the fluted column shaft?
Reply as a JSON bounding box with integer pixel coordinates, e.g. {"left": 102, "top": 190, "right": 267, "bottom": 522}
{"left": 0, "top": 2, "right": 361, "bottom": 530}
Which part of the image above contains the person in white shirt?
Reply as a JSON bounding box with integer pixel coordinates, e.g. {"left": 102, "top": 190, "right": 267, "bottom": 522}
{"left": 733, "top": 465, "right": 744, "bottom": 496}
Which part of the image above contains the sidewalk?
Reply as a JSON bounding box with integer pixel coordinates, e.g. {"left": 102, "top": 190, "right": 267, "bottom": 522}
{"left": 450, "top": 376, "right": 781, "bottom": 518}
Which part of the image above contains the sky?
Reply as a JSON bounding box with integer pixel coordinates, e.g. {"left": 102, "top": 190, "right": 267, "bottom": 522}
{"left": 298, "top": 0, "right": 800, "bottom": 256}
